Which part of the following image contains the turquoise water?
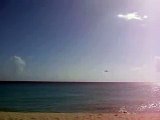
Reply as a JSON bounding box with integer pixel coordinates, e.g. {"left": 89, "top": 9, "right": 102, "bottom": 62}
{"left": 0, "top": 82, "right": 160, "bottom": 113}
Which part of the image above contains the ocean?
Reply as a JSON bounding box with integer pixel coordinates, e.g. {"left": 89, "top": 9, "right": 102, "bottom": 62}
{"left": 0, "top": 82, "right": 160, "bottom": 113}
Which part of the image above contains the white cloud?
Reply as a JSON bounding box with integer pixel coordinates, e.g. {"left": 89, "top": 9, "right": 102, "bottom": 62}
{"left": 131, "top": 67, "right": 143, "bottom": 71}
{"left": 11, "top": 56, "right": 26, "bottom": 72}
{"left": 117, "top": 12, "right": 148, "bottom": 21}
{"left": 8, "top": 56, "right": 26, "bottom": 80}
{"left": 0, "top": 56, "right": 27, "bottom": 80}
{"left": 128, "top": 56, "right": 160, "bottom": 81}
{"left": 154, "top": 56, "right": 160, "bottom": 72}
{"left": 131, "top": 56, "right": 160, "bottom": 73}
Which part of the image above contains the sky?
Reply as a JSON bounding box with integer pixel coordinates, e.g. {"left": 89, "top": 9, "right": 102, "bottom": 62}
{"left": 0, "top": 0, "right": 160, "bottom": 82}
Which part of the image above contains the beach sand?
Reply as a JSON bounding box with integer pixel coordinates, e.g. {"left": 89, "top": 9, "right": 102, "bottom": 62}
{"left": 0, "top": 112, "right": 160, "bottom": 120}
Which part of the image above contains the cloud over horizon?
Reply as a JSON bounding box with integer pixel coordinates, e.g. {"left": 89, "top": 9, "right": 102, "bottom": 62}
{"left": 1, "top": 56, "right": 27, "bottom": 80}
{"left": 127, "top": 56, "right": 160, "bottom": 81}
{"left": 155, "top": 56, "right": 160, "bottom": 72}
{"left": 130, "top": 56, "right": 160, "bottom": 73}
{"left": 11, "top": 56, "right": 26, "bottom": 75}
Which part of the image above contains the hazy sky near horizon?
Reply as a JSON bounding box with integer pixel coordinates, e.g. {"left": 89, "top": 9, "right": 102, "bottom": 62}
{"left": 0, "top": 0, "right": 160, "bottom": 82}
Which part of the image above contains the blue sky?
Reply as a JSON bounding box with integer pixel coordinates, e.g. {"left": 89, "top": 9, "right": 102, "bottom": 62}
{"left": 0, "top": 0, "right": 160, "bottom": 82}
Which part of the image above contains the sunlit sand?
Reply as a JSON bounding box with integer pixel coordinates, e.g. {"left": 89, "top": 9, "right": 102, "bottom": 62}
{"left": 1, "top": 112, "right": 160, "bottom": 120}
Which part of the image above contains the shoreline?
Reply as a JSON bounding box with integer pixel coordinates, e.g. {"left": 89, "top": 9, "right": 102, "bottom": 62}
{"left": 1, "top": 112, "right": 160, "bottom": 120}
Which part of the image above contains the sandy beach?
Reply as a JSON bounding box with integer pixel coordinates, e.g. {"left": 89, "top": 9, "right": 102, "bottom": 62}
{"left": 0, "top": 112, "right": 160, "bottom": 120}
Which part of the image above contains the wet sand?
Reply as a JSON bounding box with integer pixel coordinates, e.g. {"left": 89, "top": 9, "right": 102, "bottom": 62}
{"left": 0, "top": 112, "right": 160, "bottom": 120}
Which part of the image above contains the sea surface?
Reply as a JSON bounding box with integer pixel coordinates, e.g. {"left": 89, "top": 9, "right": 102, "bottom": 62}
{"left": 0, "top": 82, "right": 160, "bottom": 113}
